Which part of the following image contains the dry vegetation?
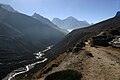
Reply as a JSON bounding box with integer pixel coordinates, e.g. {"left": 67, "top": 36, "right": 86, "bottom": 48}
{"left": 32, "top": 46, "right": 120, "bottom": 80}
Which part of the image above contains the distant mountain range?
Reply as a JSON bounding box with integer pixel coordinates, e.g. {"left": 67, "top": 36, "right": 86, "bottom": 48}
{"left": 52, "top": 16, "right": 90, "bottom": 30}
{"left": 32, "top": 13, "right": 69, "bottom": 34}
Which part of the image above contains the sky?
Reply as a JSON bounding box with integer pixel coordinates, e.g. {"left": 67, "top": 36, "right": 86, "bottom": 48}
{"left": 0, "top": 0, "right": 119, "bottom": 23}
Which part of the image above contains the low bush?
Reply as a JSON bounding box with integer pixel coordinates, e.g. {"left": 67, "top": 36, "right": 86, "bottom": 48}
{"left": 45, "top": 69, "right": 82, "bottom": 80}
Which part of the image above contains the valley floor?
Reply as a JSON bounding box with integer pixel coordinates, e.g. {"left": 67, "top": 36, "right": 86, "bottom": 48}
{"left": 33, "top": 46, "right": 120, "bottom": 80}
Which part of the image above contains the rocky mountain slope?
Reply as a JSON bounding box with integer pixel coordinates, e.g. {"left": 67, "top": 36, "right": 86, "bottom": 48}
{"left": 0, "top": 5, "right": 65, "bottom": 51}
{"left": 0, "top": 22, "right": 34, "bottom": 51}
{"left": 0, "top": 21, "right": 35, "bottom": 79}
{"left": 0, "top": 5, "right": 65, "bottom": 79}
{"left": 52, "top": 16, "right": 90, "bottom": 30}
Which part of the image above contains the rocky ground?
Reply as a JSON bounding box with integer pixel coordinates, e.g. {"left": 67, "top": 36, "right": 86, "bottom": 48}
{"left": 33, "top": 46, "right": 120, "bottom": 80}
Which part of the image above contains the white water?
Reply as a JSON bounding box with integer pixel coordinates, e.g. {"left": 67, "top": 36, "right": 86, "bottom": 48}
{"left": 3, "top": 45, "right": 53, "bottom": 80}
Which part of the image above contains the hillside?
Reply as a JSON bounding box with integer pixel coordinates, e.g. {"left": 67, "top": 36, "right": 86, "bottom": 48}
{"left": 0, "top": 5, "right": 65, "bottom": 79}
{"left": 0, "top": 22, "right": 36, "bottom": 79}
{"left": 47, "top": 15, "right": 120, "bottom": 59}
{"left": 0, "top": 22, "right": 34, "bottom": 51}
{"left": 0, "top": 7, "right": 65, "bottom": 50}
{"left": 33, "top": 46, "right": 120, "bottom": 80}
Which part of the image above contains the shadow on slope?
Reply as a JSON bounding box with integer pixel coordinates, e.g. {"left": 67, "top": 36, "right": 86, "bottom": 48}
{"left": 45, "top": 70, "right": 82, "bottom": 80}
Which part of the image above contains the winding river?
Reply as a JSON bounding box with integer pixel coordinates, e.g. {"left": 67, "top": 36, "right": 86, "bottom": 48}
{"left": 2, "top": 45, "right": 53, "bottom": 80}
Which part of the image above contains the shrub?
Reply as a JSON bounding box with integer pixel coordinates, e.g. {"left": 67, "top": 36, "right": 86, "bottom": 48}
{"left": 45, "top": 70, "right": 82, "bottom": 80}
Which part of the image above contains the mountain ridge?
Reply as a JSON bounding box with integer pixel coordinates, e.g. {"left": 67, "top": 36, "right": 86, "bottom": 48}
{"left": 32, "top": 13, "right": 69, "bottom": 34}
{"left": 52, "top": 16, "right": 90, "bottom": 30}
{"left": 0, "top": 3, "right": 17, "bottom": 12}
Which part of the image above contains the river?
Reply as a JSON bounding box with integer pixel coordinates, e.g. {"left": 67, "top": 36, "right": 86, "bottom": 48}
{"left": 2, "top": 45, "right": 53, "bottom": 80}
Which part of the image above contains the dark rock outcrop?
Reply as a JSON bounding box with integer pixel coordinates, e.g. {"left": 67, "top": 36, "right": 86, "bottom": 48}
{"left": 115, "top": 11, "right": 120, "bottom": 17}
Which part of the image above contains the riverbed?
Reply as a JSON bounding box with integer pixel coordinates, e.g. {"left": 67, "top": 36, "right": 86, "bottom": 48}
{"left": 2, "top": 45, "right": 53, "bottom": 80}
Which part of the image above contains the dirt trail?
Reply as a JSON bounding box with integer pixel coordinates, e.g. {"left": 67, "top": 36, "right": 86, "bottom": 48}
{"left": 36, "top": 46, "right": 120, "bottom": 80}
{"left": 84, "top": 47, "right": 120, "bottom": 80}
